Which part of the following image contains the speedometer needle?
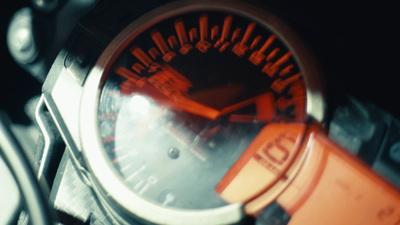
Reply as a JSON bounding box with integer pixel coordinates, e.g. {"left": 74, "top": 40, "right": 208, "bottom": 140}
{"left": 130, "top": 64, "right": 222, "bottom": 120}
{"left": 220, "top": 92, "right": 276, "bottom": 122}
{"left": 219, "top": 95, "right": 259, "bottom": 115}
{"left": 119, "top": 64, "right": 275, "bottom": 121}
{"left": 167, "top": 91, "right": 275, "bottom": 121}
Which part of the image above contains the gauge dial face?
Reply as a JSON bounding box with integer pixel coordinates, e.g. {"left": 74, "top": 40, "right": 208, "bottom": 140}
{"left": 82, "top": 3, "right": 326, "bottom": 223}
{"left": 98, "top": 10, "right": 307, "bottom": 210}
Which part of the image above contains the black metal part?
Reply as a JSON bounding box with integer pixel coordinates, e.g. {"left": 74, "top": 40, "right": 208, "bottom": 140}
{"left": 329, "top": 96, "right": 400, "bottom": 188}
{"left": 328, "top": 97, "right": 387, "bottom": 164}
{"left": 372, "top": 117, "right": 400, "bottom": 188}
{"left": 78, "top": 0, "right": 162, "bottom": 46}
{"left": 63, "top": 33, "right": 103, "bottom": 85}
{"left": 256, "top": 201, "right": 291, "bottom": 225}
{"left": 31, "top": 0, "right": 60, "bottom": 13}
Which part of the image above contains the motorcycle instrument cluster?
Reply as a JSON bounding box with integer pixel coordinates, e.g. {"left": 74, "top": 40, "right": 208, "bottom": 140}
{"left": 80, "top": 2, "right": 324, "bottom": 224}
{"left": 3, "top": 1, "right": 400, "bottom": 225}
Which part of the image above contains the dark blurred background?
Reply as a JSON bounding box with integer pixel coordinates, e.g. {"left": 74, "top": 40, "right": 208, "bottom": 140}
{"left": 1, "top": 0, "right": 398, "bottom": 124}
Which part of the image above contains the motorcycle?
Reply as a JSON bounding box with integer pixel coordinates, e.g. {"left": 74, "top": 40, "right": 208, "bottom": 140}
{"left": 1, "top": 0, "right": 399, "bottom": 224}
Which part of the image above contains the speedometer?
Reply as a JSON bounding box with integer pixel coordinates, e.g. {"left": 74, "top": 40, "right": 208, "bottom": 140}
{"left": 80, "top": 1, "right": 325, "bottom": 224}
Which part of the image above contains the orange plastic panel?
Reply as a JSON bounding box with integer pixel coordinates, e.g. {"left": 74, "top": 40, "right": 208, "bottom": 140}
{"left": 244, "top": 124, "right": 322, "bottom": 215}
{"left": 277, "top": 131, "right": 400, "bottom": 225}
{"left": 215, "top": 123, "right": 306, "bottom": 203}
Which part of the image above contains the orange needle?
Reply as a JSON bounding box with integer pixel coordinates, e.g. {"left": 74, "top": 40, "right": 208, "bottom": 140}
{"left": 130, "top": 64, "right": 221, "bottom": 119}
{"left": 118, "top": 64, "right": 276, "bottom": 121}
{"left": 170, "top": 97, "right": 220, "bottom": 119}
{"left": 219, "top": 96, "right": 259, "bottom": 116}
{"left": 220, "top": 92, "right": 275, "bottom": 122}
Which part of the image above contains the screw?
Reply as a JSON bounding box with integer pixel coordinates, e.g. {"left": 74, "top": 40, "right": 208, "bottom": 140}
{"left": 168, "top": 147, "right": 180, "bottom": 159}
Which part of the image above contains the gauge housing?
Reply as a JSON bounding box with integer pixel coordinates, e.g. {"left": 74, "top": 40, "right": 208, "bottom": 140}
{"left": 79, "top": 1, "right": 326, "bottom": 224}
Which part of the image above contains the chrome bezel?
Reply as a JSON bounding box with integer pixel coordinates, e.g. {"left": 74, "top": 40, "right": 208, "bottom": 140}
{"left": 80, "top": 1, "right": 326, "bottom": 224}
